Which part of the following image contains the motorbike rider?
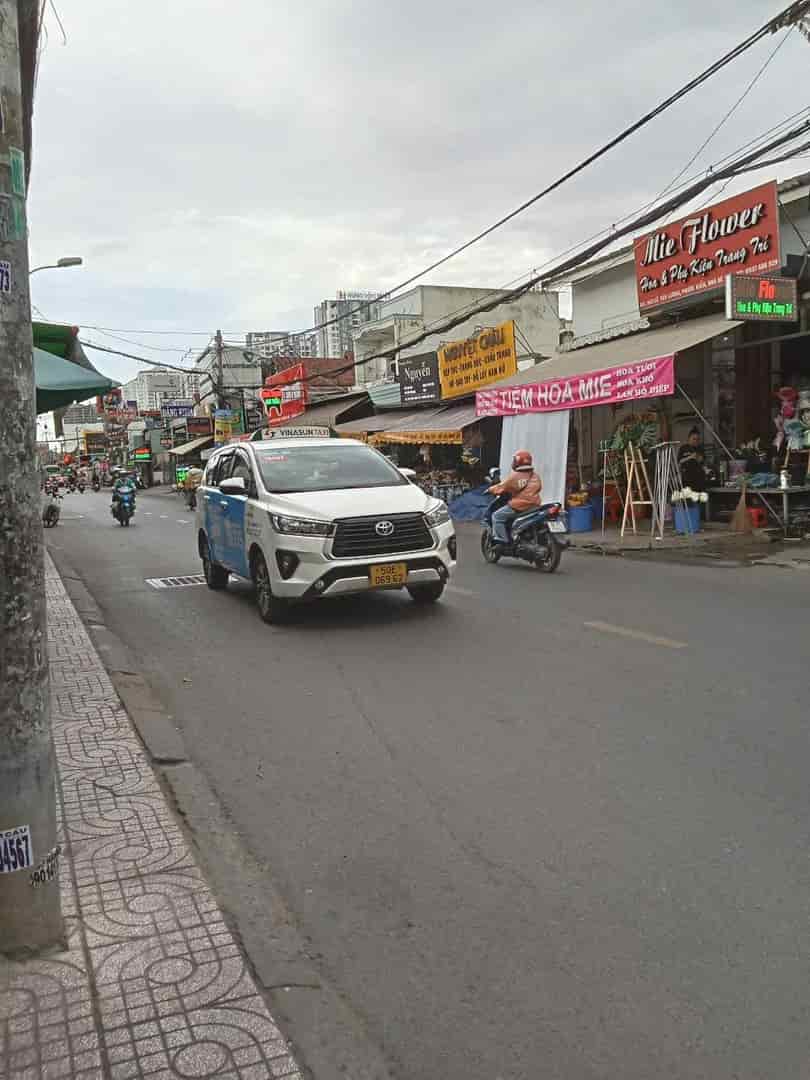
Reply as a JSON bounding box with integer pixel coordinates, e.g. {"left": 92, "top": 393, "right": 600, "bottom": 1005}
{"left": 487, "top": 450, "right": 542, "bottom": 547}
{"left": 111, "top": 472, "right": 136, "bottom": 510}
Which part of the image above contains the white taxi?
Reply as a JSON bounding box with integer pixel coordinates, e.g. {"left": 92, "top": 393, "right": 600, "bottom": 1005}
{"left": 195, "top": 437, "right": 457, "bottom": 622}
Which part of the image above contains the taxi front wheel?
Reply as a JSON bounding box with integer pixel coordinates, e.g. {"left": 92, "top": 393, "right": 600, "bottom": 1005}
{"left": 252, "top": 551, "right": 289, "bottom": 624}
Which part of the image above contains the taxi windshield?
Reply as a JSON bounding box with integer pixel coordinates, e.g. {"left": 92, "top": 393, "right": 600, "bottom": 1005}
{"left": 255, "top": 444, "right": 407, "bottom": 494}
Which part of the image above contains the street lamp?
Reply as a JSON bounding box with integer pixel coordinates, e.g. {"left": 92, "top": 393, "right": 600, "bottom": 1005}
{"left": 29, "top": 257, "right": 83, "bottom": 275}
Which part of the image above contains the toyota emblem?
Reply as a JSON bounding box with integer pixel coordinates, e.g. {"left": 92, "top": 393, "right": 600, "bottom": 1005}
{"left": 375, "top": 520, "right": 395, "bottom": 537}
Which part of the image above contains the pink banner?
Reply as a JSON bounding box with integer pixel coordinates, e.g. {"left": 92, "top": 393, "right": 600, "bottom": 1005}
{"left": 476, "top": 354, "right": 676, "bottom": 417}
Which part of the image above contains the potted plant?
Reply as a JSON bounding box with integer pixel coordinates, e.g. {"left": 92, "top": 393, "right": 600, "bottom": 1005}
{"left": 671, "top": 488, "right": 707, "bottom": 534}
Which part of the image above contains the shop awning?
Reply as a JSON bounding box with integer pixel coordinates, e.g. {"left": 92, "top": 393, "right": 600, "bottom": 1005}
{"left": 477, "top": 312, "right": 741, "bottom": 417}
{"left": 272, "top": 392, "right": 367, "bottom": 430}
{"left": 494, "top": 312, "right": 740, "bottom": 390}
{"left": 367, "top": 402, "right": 479, "bottom": 446}
{"left": 167, "top": 435, "right": 214, "bottom": 457}
{"left": 34, "top": 347, "right": 119, "bottom": 414}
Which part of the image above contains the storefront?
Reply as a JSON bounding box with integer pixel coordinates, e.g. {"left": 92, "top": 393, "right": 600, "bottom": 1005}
{"left": 167, "top": 435, "right": 214, "bottom": 488}
{"left": 477, "top": 173, "right": 810, "bottom": 536}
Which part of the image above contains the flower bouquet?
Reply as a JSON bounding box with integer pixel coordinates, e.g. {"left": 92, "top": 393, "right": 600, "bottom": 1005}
{"left": 671, "top": 487, "right": 708, "bottom": 505}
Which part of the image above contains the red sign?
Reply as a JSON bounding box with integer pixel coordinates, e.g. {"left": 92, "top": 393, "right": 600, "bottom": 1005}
{"left": 476, "top": 354, "right": 676, "bottom": 417}
{"left": 260, "top": 363, "right": 308, "bottom": 426}
{"left": 272, "top": 355, "right": 354, "bottom": 388}
{"left": 634, "top": 181, "right": 780, "bottom": 313}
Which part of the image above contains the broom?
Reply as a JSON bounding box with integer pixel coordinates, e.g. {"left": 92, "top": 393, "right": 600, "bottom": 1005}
{"left": 729, "top": 479, "right": 752, "bottom": 534}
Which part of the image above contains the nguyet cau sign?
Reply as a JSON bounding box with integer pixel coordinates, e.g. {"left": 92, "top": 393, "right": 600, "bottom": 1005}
{"left": 634, "top": 181, "right": 780, "bottom": 313}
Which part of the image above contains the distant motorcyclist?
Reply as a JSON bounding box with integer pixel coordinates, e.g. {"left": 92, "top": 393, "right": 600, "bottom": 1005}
{"left": 111, "top": 472, "right": 136, "bottom": 507}
{"left": 487, "top": 450, "right": 542, "bottom": 547}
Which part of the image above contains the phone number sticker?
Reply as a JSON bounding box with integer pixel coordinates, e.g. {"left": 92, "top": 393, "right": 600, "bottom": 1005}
{"left": 0, "top": 825, "right": 33, "bottom": 873}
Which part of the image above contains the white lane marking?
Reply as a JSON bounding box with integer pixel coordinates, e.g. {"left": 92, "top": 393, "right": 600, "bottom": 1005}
{"left": 176, "top": 519, "right": 191, "bottom": 525}
{"left": 447, "top": 584, "right": 477, "bottom": 597}
{"left": 159, "top": 515, "right": 169, "bottom": 519}
{"left": 584, "top": 620, "right": 687, "bottom": 650}
{"left": 144, "top": 512, "right": 153, "bottom": 516}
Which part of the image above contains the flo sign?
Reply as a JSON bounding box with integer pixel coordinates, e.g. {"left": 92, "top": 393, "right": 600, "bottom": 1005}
{"left": 634, "top": 181, "right": 780, "bottom": 313}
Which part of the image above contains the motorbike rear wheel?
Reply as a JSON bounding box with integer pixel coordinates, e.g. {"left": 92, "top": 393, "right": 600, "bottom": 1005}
{"left": 535, "top": 540, "right": 562, "bottom": 573}
{"left": 480, "top": 530, "right": 502, "bottom": 564}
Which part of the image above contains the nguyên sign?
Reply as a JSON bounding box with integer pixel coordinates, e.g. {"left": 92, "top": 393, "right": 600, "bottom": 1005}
{"left": 725, "top": 273, "right": 798, "bottom": 322}
{"left": 634, "top": 181, "right": 780, "bottom": 313}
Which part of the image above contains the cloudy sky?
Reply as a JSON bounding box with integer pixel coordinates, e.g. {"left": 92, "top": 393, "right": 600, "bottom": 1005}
{"left": 28, "top": 0, "right": 810, "bottom": 384}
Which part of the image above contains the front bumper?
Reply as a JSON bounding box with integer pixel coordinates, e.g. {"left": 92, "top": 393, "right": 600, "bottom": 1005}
{"left": 268, "top": 521, "right": 456, "bottom": 599}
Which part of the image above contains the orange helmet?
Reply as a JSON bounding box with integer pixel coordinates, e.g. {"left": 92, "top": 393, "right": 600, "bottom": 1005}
{"left": 512, "top": 450, "right": 533, "bottom": 472}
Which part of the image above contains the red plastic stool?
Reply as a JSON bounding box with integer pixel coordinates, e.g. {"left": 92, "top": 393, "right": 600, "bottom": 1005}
{"left": 747, "top": 507, "right": 768, "bottom": 528}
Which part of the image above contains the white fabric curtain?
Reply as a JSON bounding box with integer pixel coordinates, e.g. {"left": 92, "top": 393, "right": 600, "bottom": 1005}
{"left": 500, "top": 411, "right": 570, "bottom": 506}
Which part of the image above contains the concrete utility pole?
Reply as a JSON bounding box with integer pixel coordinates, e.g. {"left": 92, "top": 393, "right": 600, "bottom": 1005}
{"left": 0, "top": 0, "right": 63, "bottom": 955}
{"left": 214, "top": 327, "right": 224, "bottom": 409}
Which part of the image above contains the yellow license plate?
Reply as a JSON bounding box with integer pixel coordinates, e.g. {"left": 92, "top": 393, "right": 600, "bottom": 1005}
{"left": 369, "top": 563, "right": 408, "bottom": 588}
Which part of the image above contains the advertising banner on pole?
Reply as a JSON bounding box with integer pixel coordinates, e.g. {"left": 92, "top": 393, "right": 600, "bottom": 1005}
{"left": 476, "top": 354, "right": 676, "bottom": 417}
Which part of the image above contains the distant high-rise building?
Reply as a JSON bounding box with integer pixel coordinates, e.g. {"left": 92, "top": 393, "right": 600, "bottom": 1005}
{"left": 246, "top": 330, "right": 319, "bottom": 360}
{"left": 313, "top": 291, "right": 380, "bottom": 360}
{"left": 119, "top": 368, "right": 200, "bottom": 413}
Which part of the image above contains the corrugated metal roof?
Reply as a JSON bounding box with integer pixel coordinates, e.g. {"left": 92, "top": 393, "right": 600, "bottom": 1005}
{"left": 487, "top": 312, "right": 739, "bottom": 390}
{"left": 273, "top": 393, "right": 367, "bottom": 430}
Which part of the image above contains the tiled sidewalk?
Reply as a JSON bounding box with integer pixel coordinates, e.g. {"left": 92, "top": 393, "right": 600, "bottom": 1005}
{"left": 0, "top": 554, "right": 302, "bottom": 1080}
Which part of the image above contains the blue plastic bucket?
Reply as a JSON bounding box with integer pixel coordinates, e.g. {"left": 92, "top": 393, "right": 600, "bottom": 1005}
{"left": 567, "top": 504, "right": 594, "bottom": 533}
{"left": 673, "top": 505, "right": 701, "bottom": 534}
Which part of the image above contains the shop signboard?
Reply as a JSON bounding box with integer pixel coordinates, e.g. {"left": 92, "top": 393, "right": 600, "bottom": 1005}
{"left": 260, "top": 363, "right": 308, "bottom": 426}
{"left": 213, "top": 408, "right": 242, "bottom": 446}
{"left": 161, "top": 400, "right": 194, "bottom": 418}
{"left": 476, "top": 354, "right": 676, "bottom": 417}
{"left": 133, "top": 446, "right": 151, "bottom": 461}
{"left": 725, "top": 273, "right": 798, "bottom": 321}
{"left": 398, "top": 352, "right": 440, "bottom": 404}
{"left": 438, "top": 321, "right": 517, "bottom": 400}
{"left": 83, "top": 430, "right": 108, "bottom": 455}
{"left": 634, "top": 181, "right": 780, "bottom": 313}
{"left": 186, "top": 416, "right": 212, "bottom": 436}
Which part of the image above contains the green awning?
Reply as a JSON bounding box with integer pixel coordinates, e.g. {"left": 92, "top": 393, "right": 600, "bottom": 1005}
{"left": 34, "top": 347, "right": 119, "bottom": 414}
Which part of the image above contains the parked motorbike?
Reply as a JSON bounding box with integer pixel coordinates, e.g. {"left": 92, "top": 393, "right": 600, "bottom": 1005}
{"left": 77, "top": 479, "right": 86, "bottom": 493}
{"left": 134, "top": 474, "right": 145, "bottom": 490}
{"left": 66, "top": 477, "right": 77, "bottom": 493}
{"left": 480, "top": 484, "right": 568, "bottom": 572}
{"left": 91, "top": 476, "right": 101, "bottom": 492}
{"left": 42, "top": 490, "right": 61, "bottom": 528}
{"left": 111, "top": 486, "right": 136, "bottom": 526}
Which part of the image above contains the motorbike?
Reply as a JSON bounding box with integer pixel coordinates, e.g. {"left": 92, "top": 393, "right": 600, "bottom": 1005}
{"left": 42, "top": 490, "right": 61, "bottom": 528}
{"left": 77, "top": 479, "right": 86, "bottom": 493}
{"left": 111, "top": 486, "right": 136, "bottom": 526}
{"left": 134, "top": 474, "right": 145, "bottom": 490}
{"left": 480, "top": 469, "right": 568, "bottom": 573}
{"left": 185, "top": 487, "right": 197, "bottom": 510}
{"left": 91, "top": 476, "right": 101, "bottom": 492}
{"left": 66, "top": 476, "right": 77, "bottom": 494}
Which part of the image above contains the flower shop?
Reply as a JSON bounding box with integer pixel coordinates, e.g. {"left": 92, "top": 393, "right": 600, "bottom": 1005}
{"left": 475, "top": 307, "right": 810, "bottom": 540}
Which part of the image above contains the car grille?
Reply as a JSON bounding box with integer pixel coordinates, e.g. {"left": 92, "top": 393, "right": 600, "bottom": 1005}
{"left": 331, "top": 513, "right": 434, "bottom": 558}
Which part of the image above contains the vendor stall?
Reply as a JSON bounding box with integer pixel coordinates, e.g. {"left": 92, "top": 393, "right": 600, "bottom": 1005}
{"left": 364, "top": 402, "right": 486, "bottom": 499}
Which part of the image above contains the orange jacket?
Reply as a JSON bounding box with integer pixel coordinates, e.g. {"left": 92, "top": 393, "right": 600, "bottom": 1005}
{"left": 490, "top": 469, "right": 542, "bottom": 511}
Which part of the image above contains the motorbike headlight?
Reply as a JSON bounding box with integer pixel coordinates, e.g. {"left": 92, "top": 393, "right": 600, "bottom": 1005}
{"left": 269, "top": 514, "right": 335, "bottom": 537}
{"left": 424, "top": 501, "right": 450, "bottom": 528}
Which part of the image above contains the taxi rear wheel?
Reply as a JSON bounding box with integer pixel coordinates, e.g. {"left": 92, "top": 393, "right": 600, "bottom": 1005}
{"left": 202, "top": 538, "right": 228, "bottom": 590}
{"left": 252, "top": 551, "right": 289, "bottom": 624}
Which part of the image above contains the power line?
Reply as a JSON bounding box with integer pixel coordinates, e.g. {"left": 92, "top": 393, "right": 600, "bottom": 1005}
{"left": 82, "top": 340, "right": 204, "bottom": 375}
{"left": 304, "top": 114, "right": 810, "bottom": 386}
{"left": 253, "top": 0, "right": 810, "bottom": 348}
{"left": 656, "top": 26, "right": 796, "bottom": 201}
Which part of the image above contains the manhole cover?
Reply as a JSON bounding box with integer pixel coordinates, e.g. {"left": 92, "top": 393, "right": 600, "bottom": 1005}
{"left": 145, "top": 575, "right": 207, "bottom": 589}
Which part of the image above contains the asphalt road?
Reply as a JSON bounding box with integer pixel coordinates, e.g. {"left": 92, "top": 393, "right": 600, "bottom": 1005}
{"left": 47, "top": 488, "right": 810, "bottom": 1080}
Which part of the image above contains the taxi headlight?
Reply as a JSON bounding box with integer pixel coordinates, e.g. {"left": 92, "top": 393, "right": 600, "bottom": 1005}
{"left": 269, "top": 514, "right": 335, "bottom": 537}
{"left": 424, "top": 501, "right": 450, "bottom": 528}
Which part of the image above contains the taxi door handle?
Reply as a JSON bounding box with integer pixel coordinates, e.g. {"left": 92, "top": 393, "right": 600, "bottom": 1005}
{"left": 220, "top": 501, "right": 229, "bottom": 510}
